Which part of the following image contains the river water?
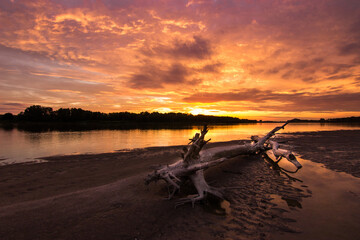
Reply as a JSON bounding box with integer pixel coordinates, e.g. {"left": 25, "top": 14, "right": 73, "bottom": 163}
{"left": 0, "top": 122, "right": 359, "bottom": 165}
{"left": 270, "top": 157, "right": 360, "bottom": 240}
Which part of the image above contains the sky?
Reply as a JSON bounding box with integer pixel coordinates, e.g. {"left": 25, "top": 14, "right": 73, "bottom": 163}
{"left": 0, "top": 0, "right": 359, "bottom": 120}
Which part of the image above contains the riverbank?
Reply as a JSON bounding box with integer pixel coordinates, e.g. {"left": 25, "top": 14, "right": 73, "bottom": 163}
{"left": 0, "top": 130, "right": 359, "bottom": 239}
{"left": 280, "top": 130, "right": 360, "bottom": 178}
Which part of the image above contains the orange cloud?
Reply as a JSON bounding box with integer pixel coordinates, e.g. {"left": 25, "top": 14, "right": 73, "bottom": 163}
{"left": 0, "top": 0, "right": 359, "bottom": 119}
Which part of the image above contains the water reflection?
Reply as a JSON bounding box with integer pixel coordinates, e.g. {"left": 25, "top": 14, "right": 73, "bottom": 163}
{"left": 270, "top": 157, "right": 360, "bottom": 240}
{"left": 264, "top": 153, "right": 304, "bottom": 209}
{"left": 1, "top": 122, "right": 360, "bottom": 165}
{"left": 262, "top": 153, "right": 303, "bottom": 183}
{"left": 1, "top": 122, "right": 360, "bottom": 133}
{"left": 1, "top": 122, "right": 200, "bottom": 133}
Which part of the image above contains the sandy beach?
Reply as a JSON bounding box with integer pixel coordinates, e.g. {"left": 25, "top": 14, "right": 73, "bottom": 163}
{"left": 0, "top": 130, "right": 359, "bottom": 240}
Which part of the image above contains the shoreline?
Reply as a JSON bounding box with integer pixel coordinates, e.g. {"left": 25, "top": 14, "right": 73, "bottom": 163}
{"left": 0, "top": 130, "right": 359, "bottom": 239}
{"left": 279, "top": 130, "right": 360, "bottom": 178}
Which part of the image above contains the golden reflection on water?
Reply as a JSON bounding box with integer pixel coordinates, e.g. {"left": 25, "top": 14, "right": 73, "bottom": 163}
{"left": 269, "top": 156, "right": 360, "bottom": 240}
{"left": 0, "top": 123, "right": 359, "bottom": 165}
{"left": 207, "top": 122, "right": 360, "bottom": 142}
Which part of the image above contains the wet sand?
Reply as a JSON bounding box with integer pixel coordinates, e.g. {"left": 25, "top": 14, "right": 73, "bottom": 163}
{"left": 0, "top": 130, "right": 359, "bottom": 240}
{"left": 279, "top": 130, "right": 360, "bottom": 178}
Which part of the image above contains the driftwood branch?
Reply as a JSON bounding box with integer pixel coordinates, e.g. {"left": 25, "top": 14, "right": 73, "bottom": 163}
{"left": 145, "top": 120, "right": 302, "bottom": 206}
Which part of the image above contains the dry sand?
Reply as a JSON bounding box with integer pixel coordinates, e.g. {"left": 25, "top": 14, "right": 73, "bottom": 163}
{"left": 0, "top": 130, "right": 359, "bottom": 240}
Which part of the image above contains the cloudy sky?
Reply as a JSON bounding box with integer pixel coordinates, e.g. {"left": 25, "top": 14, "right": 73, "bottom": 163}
{"left": 0, "top": 0, "right": 359, "bottom": 120}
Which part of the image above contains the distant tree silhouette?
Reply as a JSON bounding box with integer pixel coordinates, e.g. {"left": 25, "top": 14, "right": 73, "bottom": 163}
{"left": 2, "top": 105, "right": 360, "bottom": 125}
{"left": 1, "top": 113, "right": 14, "bottom": 121}
{"left": 2, "top": 105, "right": 258, "bottom": 123}
{"left": 327, "top": 116, "right": 360, "bottom": 122}
{"left": 22, "top": 105, "right": 54, "bottom": 121}
{"left": 56, "top": 108, "right": 71, "bottom": 121}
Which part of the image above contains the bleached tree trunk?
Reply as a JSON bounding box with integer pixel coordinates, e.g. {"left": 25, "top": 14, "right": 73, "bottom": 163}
{"left": 145, "top": 120, "right": 301, "bottom": 207}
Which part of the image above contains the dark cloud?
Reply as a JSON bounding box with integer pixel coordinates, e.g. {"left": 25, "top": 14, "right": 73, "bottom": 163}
{"left": 336, "top": 12, "right": 360, "bottom": 73}
{"left": 339, "top": 15, "right": 360, "bottom": 53}
{"left": 2, "top": 103, "right": 25, "bottom": 107}
{"left": 261, "top": 58, "right": 324, "bottom": 81}
{"left": 101, "top": 0, "right": 139, "bottom": 9}
{"left": 288, "top": 92, "right": 360, "bottom": 112}
{"left": 338, "top": 43, "right": 360, "bottom": 56}
{"left": 128, "top": 63, "right": 193, "bottom": 89}
{"left": 171, "top": 36, "right": 212, "bottom": 59}
{"left": 199, "top": 62, "right": 223, "bottom": 73}
{"left": 253, "top": 56, "right": 355, "bottom": 82}
{"left": 128, "top": 60, "right": 223, "bottom": 89}
{"left": 142, "top": 36, "right": 213, "bottom": 59}
{"left": 183, "top": 89, "right": 288, "bottom": 103}
{"left": 129, "top": 74, "right": 162, "bottom": 89}
{"left": 301, "top": 77, "right": 315, "bottom": 82}
{"left": 322, "top": 63, "right": 355, "bottom": 75}
{"left": 183, "top": 89, "right": 360, "bottom": 112}
{"left": 327, "top": 74, "right": 354, "bottom": 80}
{"left": 166, "top": 63, "right": 189, "bottom": 83}
{"left": 0, "top": 103, "right": 26, "bottom": 113}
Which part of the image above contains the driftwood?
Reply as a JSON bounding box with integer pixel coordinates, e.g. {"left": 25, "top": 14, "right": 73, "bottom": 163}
{"left": 145, "top": 120, "right": 302, "bottom": 207}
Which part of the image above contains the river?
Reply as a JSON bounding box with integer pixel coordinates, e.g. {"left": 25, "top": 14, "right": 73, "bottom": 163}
{"left": 1, "top": 122, "right": 359, "bottom": 165}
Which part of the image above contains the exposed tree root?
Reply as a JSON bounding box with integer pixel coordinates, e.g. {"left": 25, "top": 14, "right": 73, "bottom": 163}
{"left": 145, "top": 120, "right": 302, "bottom": 207}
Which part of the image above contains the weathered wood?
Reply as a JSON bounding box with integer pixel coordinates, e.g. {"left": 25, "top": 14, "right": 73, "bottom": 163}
{"left": 145, "top": 120, "right": 302, "bottom": 206}
{"left": 268, "top": 140, "right": 302, "bottom": 169}
{"left": 145, "top": 125, "right": 223, "bottom": 203}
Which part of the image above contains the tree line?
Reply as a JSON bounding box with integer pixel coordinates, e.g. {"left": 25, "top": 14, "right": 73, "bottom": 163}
{"left": 0, "top": 105, "right": 256, "bottom": 123}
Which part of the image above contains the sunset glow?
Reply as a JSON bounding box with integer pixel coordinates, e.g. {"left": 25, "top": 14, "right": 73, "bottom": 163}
{"left": 1, "top": 0, "right": 359, "bottom": 120}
